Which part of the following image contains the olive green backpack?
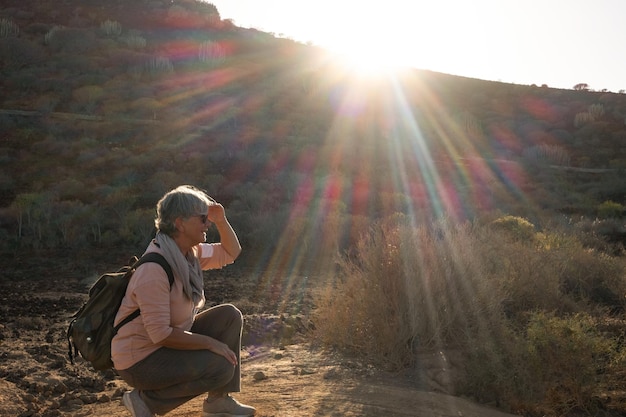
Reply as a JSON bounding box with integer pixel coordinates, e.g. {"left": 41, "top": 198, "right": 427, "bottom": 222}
{"left": 67, "top": 252, "right": 173, "bottom": 371}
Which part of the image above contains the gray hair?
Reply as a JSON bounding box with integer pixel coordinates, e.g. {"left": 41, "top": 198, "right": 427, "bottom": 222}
{"left": 155, "top": 185, "right": 214, "bottom": 236}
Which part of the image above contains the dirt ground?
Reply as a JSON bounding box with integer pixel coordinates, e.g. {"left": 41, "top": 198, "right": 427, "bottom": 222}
{"left": 0, "top": 254, "right": 520, "bottom": 417}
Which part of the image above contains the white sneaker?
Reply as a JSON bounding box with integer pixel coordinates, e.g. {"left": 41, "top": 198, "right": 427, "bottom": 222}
{"left": 202, "top": 394, "right": 256, "bottom": 417}
{"left": 122, "top": 390, "right": 155, "bottom": 417}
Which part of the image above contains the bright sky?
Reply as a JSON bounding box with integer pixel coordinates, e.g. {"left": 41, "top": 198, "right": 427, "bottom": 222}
{"left": 210, "top": 0, "right": 624, "bottom": 92}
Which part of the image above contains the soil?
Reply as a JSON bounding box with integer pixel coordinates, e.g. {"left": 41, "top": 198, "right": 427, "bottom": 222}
{"left": 0, "top": 253, "right": 520, "bottom": 417}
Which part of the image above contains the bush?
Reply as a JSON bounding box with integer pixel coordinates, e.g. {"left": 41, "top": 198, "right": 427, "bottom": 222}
{"left": 313, "top": 216, "right": 508, "bottom": 368}
{"left": 523, "top": 312, "right": 617, "bottom": 415}
{"left": 597, "top": 200, "right": 625, "bottom": 219}
{"left": 313, "top": 214, "right": 626, "bottom": 414}
{"left": 490, "top": 215, "right": 536, "bottom": 241}
{"left": 465, "top": 311, "right": 621, "bottom": 416}
{"left": 557, "top": 245, "right": 626, "bottom": 309}
{"left": 572, "top": 217, "right": 626, "bottom": 254}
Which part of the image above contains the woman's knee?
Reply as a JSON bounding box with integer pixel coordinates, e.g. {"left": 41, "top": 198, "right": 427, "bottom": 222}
{"left": 204, "top": 357, "right": 236, "bottom": 388}
{"left": 206, "top": 303, "right": 242, "bottom": 326}
{"left": 199, "top": 303, "right": 241, "bottom": 320}
{"left": 192, "top": 303, "right": 242, "bottom": 335}
{"left": 222, "top": 303, "right": 242, "bottom": 325}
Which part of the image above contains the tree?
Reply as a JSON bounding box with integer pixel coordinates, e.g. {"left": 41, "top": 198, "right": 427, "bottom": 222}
{"left": 9, "top": 193, "right": 38, "bottom": 239}
{"left": 573, "top": 83, "right": 589, "bottom": 91}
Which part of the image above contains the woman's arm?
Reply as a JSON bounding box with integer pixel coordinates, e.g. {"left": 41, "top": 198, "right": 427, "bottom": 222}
{"left": 207, "top": 203, "right": 241, "bottom": 259}
{"left": 158, "top": 328, "right": 237, "bottom": 365}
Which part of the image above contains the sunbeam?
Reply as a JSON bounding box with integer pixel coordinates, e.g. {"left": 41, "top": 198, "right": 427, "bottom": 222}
{"left": 165, "top": 41, "right": 541, "bottom": 328}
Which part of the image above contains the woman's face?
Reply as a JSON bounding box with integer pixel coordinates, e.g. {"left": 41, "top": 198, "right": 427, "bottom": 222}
{"left": 178, "top": 213, "right": 209, "bottom": 247}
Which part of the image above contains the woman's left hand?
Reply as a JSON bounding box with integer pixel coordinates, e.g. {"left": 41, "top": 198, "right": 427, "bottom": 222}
{"left": 207, "top": 203, "right": 226, "bottom": 224}
{"left": 208, "top": 339, "right": 237, "bottom": 366}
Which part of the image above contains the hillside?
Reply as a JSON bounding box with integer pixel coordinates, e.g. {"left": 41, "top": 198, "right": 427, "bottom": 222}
{"left": 1, "top": 0, "right": 626, "bottom": 258}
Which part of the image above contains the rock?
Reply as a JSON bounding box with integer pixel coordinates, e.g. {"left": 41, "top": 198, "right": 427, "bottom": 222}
{"left": 299, "top": 368, "right": 316, "bottom": 375}
{"left": 22, "top": 393, "right": 36, "bottom": 402}
{"left": 323, "top": 367, "right": 340, "bottom": 380}
{"left": 112, "top": 387, "right": 125, "bottom": 399}
{"left": 53, "top": 381, "right": 67, "bottom": 394}
{"left": 253, "top": 371, "right": 267, "bottom": 381}
{"left": 67, "top": 398, "right": 84, "bottom": 408}
{"left": 79, "top": 393, "right": 98, "bottom": 404}
{"left": 98, "top": 393, "right": 111, "bottom": 403}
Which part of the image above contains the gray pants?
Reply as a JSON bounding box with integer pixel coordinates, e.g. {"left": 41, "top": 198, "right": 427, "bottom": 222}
{"left": 116, "top": 304, "right": 243, "bottom": 415}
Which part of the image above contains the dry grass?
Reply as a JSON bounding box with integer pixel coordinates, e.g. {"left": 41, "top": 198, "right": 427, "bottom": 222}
{"left": 313, "top": 214, "right": 626, "bottom": 416}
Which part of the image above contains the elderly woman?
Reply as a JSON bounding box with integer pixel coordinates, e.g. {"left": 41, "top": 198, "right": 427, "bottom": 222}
{"left": 112, "top": 185, "right": 255, "bottom": 417}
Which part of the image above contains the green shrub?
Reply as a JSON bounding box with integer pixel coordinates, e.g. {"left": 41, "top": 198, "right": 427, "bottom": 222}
{"left": 572, "top": 217, "right": 626, "bottom": 254}
{"left": 597, "top": 200, "right": 625, "bottom": 219}
{"left": 465, "top": 311, "right": 621, "bottom": 416}
{"left": 490, "top": 215, "right": 536, "bottom": 241}
{"left": 523, "top": 312, "right": 617, "bottom": 415}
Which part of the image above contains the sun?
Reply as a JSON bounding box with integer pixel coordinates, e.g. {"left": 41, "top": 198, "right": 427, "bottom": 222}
{"left": 323, "top": 29, "right": 414, "bottom": 77}
{"left": 307, "top": 2, "right": 422, "bottom": 77}
{"left": 333, "top": 43, "right": 410, "bottom": 76}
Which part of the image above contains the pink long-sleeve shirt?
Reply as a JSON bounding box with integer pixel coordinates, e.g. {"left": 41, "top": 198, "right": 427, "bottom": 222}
{"left": 111, "top": 241, "right": 235, "bottom": 370}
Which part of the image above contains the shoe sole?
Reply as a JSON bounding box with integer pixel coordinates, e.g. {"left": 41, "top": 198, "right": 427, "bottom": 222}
{"left": 201, "top": 413, "right": 254, "bottom": 417}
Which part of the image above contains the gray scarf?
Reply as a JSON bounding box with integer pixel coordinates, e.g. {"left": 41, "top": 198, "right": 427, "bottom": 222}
{"left": 154, "top": 232, "right": 205, "bottom": 309}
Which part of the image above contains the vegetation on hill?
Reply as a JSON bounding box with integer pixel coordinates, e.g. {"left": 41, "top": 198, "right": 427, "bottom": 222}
{"left": 1, "top": 1, "right": 625, "bottom": 416}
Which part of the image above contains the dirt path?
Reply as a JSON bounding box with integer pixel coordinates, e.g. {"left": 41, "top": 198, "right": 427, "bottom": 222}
{"left": 0, "top": 260, "right": 520, "bottom": 417}
{"left": 42, "top": 344, "right": 519, "bottom": 417}
{"left": 0, "top": 326, "right": 520, "bottom": 417}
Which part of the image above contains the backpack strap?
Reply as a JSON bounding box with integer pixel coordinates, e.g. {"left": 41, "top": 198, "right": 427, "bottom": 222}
{"left": 134, "top": 252, "right": 175, "bottom": 288}
{"left": 113, "top": 252, "right": 175, "bottom": 333}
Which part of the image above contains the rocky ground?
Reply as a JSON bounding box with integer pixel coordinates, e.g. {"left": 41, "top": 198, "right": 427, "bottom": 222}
{"left": 0, "top": 252, "right": 521, "bottom": 417}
